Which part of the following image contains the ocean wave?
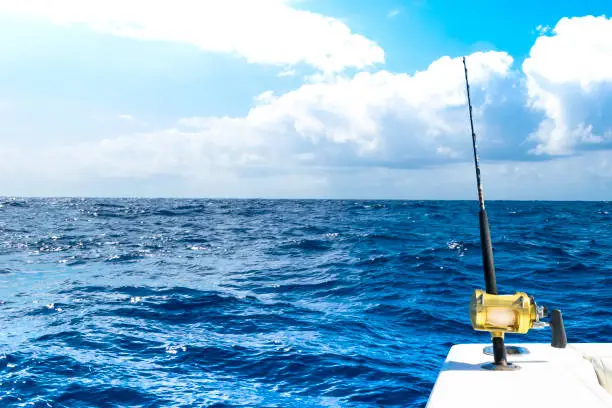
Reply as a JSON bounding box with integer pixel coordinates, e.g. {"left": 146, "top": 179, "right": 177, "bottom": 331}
{"left": 0, "top": 199, "right": 610, "bottom": 407}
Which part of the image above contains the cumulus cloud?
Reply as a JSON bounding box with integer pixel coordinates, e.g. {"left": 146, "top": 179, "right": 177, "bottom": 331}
{"left": 175, "top": 51, "right": 515, "bottom": 170}
{"left": 523, "top": 16, "right": 612, "bottom": 155}
{"left": 0, "top": 52, "right": 515, "bottom": 188}
{"left": 1, "top": 7, "right": 611, "bottom": 198}
{"left": 0, "top": 0, "right": 384, "bottom": 73}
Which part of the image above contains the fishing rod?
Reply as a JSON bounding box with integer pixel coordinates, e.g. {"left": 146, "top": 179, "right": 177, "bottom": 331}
{"left": 462, "top": 57, "right": 508, "bottom": 367}
{"left": 462, "top": 57, "right": 564, "bottom": 370}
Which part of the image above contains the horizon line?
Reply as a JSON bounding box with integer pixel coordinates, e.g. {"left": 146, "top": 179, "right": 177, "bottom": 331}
{"left": 1, "top": 196, "right": 610, "bottom": 203}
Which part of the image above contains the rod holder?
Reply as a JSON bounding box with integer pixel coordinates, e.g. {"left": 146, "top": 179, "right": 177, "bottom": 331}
{"left": 492, "top": 336, "right": 507, "bottom": 365}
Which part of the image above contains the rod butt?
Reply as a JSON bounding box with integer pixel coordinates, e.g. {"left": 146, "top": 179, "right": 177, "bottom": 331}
{"left": 551, "top": 309, "right": 567, "bottom": 348}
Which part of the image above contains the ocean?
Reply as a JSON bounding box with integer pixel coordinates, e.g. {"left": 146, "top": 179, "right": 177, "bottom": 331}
{"left": 0, "top": 198, "right": 610, "bottom": 407}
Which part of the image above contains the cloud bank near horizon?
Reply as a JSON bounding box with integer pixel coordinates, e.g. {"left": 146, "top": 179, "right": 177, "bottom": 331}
{"left": 0, "top": 3, "right": 611, "bottom": 198}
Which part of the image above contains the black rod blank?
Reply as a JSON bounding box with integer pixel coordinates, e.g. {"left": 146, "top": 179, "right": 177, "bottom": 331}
{"left": 462, "top": 57, "right": 498, "bottom": 296}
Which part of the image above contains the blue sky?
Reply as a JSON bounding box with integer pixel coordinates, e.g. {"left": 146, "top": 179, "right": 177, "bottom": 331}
{"left": 0, "top": 1, "right": 611, "bottom": 199}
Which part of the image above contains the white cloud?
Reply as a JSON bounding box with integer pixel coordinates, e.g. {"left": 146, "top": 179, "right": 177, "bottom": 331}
{"left": 170, "top": 51, "right": 515, "bottom": 173}
{"left": 1, "top": 6, "right": 611, "bottom": 198}
{"left": 2, "top": 135, "right": 611, "bottom": 199}
{"left": 523, "top": 16, "right": 612, "bottom": 155}
{"left": 0, "top": 51, "right": 515, "bottom": 194}
{"left": 0, "top": 43, "right": 610, "bottom": 198}
{"left": 0, "top": 0, "right": 384, "bottom": 73}
{"left": 268, "top": 52, "right": 508, "bottom": 160}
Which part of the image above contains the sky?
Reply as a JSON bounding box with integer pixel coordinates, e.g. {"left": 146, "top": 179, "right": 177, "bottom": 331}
{"left": 0, "top": 0, "right": 611, "bottom": 199}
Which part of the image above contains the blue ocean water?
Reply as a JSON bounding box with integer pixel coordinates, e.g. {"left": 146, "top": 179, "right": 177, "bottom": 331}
{"left": 0, "top": 198, "right": 610, "bottom": 408}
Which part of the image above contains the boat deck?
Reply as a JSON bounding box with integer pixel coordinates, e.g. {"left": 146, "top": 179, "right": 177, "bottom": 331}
{"left": 427, "top": 343, "right": 612, "bottom": 408}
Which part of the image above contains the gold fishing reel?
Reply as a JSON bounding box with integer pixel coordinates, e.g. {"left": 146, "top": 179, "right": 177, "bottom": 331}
{"left": 469, "top": 289, "right": 548, "bottom": 339}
